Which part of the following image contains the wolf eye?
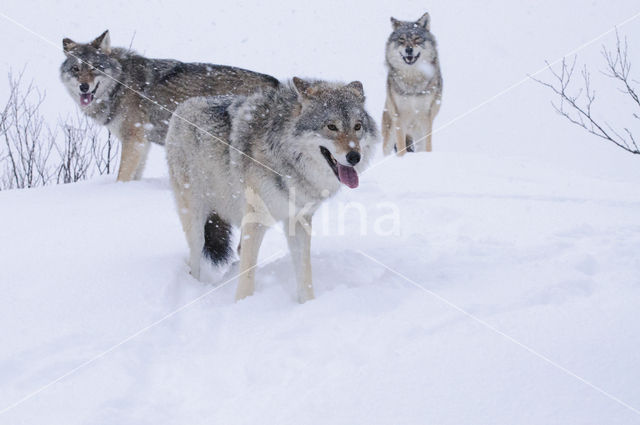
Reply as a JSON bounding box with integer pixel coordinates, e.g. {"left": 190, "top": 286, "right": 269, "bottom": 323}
{"left": 354, "top": 123, "right": 362, "bottom": 131}
{"left": 327, "top": 124, "right": 338, "bottom": 131}
{"left": 71, "top": 65, "right": 79, "bottom": 72}
{"left": 413, "top": 38, "right": 423, "bottom": 44}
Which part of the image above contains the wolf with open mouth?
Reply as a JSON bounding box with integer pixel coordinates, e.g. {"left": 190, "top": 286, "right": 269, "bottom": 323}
{"left": 382, "top": 12, "right": 443, "bottom": 155}
{"left": 59, "top": 30, "right": 279, "bottom": 182}
{"left": 166, "top": 78, "right": 379, "bottom": 303}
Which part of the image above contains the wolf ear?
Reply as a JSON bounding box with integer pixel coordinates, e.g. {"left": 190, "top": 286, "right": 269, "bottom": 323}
{"left": 62, "top": 38, "right": 76, "bottom": 55}
{"left": 417, "top": 12, "right": 431, "bottom": 30}
{"left": 390, "top": 17, "right": 402, "bottom": 30}
{"left": 91, "top": 30, "right": 111, "bottom": 53}
{"left": 346, "top": 81, "right": 365, "bottom": 102}
{"left": 293, "top": 77, "right": 313, "bottom": 99}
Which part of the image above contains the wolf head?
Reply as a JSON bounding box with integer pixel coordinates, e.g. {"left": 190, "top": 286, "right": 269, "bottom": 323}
{"left": 290, "top": 77, "right": 378, "bottom": 190}
{"left": 60, "top": 30, "right": 122, "bottom": 109}
{"left": 386, "top": 12, "right": 438, "bottom": 75}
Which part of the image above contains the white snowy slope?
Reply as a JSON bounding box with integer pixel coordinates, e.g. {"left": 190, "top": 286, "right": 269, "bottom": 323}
{"left": 1, "top": 0, "right": 640, "bottom": 424}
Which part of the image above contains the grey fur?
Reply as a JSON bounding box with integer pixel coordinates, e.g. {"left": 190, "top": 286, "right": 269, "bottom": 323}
{"left": 166, "top": 78, "right": 379, "bottom": 303}
{"left": 382, "top": 12, "right": 443, "bottom": 154}
{"left": 60, "top": 30, "right": 279, "bottom": 181}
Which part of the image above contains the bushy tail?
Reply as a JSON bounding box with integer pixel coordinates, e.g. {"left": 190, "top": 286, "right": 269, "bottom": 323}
{"left": 203, "top": 211, "right": 233, "bottom": 265}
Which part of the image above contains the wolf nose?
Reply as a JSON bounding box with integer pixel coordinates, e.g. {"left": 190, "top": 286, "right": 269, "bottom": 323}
{"left": 79, "top": 83, "right": 89, "bottom": 93}
{"left": 346, "top": 151, "right": 361, "bottom": 166}
{"left": 405, "top": 47, "right": 414, "bottom": 55}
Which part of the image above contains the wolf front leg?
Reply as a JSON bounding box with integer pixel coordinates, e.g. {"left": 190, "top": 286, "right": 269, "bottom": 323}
{"left": 235, "top": 219, "right": 267, "bottom": 301}
{"left": 382, "top": 99, "right": 405, "bottom": 156}
{"left": 286, "top": 213, "right": 314, "bottom": 303}
{"left": 116, "top": 124, "right": 150, "bottom": 182}
{"left": 425, "top": 98, "right": 441, "bottom": 153}
{"left": 383, "top": 114, "right": 407, "bottom": 157}
{"left": 410, "top": 120, "right": 430, "bottom": 153}
{"left": 394, "top": 122, "right": 408, "bottom": 157}
{"left": 424, "top": 109, "right": 435, "bottom": 153}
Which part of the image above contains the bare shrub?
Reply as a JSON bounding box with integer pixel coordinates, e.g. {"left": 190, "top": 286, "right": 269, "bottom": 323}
{"left": 55, "top": 115, "right": 94, "bottom": 184}
{"left": 55, "top": 113, "right": 119, "bottom": 184}
{"left": 0, "top": 69, "right": 119, "bottom": 191}
{"left": 533, "top": 31, "right": 639, "bottom": 155}
{"left": 91, "top": 128, "right": 118, "bottom": 176}
{"left": 0, "top": 70, "right": 56, "bottom": 189}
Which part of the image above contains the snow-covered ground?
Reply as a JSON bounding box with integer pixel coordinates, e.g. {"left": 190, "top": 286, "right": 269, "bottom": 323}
{"left": 2, "top": 1, "right": 640, "bottom": 424}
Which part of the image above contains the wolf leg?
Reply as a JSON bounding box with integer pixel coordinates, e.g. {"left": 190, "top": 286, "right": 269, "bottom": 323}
{"left": 235, "top": 222, "right": 266, "bottom": 301}
{"left": 117, "top": 127, "right": 149, "bottom": 182}
{"left": 133, "top": 140, "right": 152, "bottom": 180}
{"left": 394, "top": 123, "right": 407, "bottom": 157}
{"left": 286, "top": 213, "right": 314, "bottom": 303}
{"left": 425, "top": 99, "right": 441, "bottom": 153}
{"left": 236, "top": 209, "right": 267, "bottom": 301}
{"left": 170, "top": 175, "right": 193, "bottom": 245}
{"left": 406, "top": 135, "right": 415, "bottom": 153}
{"left": 410, "top": 119, "right": 429, "bottom": 152}
{"left": 425, "top": 111, "right": 434, "bottom": 153}
{"left": 383, "top": 95, "right": 401, "bottom": 156}
{"left": 188, "top": 209, "right": 207, "bottom": 281}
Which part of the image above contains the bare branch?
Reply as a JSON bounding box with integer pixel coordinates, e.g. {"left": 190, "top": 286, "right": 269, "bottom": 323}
{"left": 1, "top": 68, "right": 120, "bottom": 190}
{"left": 532, "top": 33, "right": 640, "bottom": 156}
{"left": 602, "top": 30, "right": 640, "bottom": 108}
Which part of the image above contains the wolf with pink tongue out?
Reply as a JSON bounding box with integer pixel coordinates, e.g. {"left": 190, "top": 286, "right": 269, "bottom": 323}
{"left": 166, "top": 77, "right": 379, "bottom": 303}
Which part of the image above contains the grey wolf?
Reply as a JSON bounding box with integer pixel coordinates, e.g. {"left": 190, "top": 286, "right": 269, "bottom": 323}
{"left": 166, "top": 78, "right": 379, "bottom": 303}
{"left": 60, "top": 30, "right": 279, "bottom": 181}
{"left": 382, "top": 12, "right": 443, "bottom": 155}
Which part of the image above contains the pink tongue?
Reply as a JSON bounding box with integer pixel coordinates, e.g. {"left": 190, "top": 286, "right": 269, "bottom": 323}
{"left": 80, "top": 93, "right": 93, "bottom": 106}
{"left": 337, "top": 163, "right": 359, "bottom": 189}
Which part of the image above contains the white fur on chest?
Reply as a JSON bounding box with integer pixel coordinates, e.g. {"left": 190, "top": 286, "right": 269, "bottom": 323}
{"left": 416, "top": 61, "right": 436, "bottom": 80}
{"left": 394, "top": 92, "right": 436, "bottom": 119}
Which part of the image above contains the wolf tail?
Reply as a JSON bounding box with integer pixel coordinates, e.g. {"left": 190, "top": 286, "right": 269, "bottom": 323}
{"left": 203, "top": 211, "right": 233, "bottom": 265}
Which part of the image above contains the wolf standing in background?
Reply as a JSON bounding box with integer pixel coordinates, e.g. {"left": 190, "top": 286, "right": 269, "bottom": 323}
{"left": 166, "top": 78, "right": 378, "bottom": 303}
{"left": 382, "top": 12, "right": 442, "bottom": 155}
{"left": 60, "top": 30, "right": 279, "bottom": 181}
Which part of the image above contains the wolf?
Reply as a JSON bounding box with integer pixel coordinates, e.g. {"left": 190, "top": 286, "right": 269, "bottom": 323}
{"left": 166, "top": 78, "right": 379, "bottom": 303}
{"left": 382, "top": 12, "right": 443, "bottom": 155}
{"left": 60, "top": 30, "right": 279, "bottom": 181}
